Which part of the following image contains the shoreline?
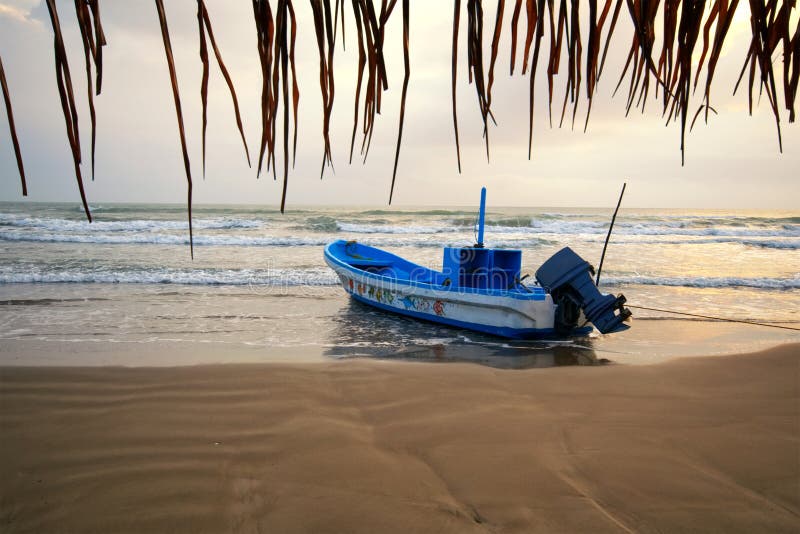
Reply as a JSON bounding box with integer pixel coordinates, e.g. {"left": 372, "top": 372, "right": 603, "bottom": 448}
{"left": 1, "top": 317, "right": 798, "bottom": 368}
{"left": 1, "top": 343, "right": 798, "bottom": 532}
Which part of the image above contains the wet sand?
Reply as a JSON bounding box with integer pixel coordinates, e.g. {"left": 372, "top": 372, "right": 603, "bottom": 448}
{"left": 1, "top": 344, "right": 798, "bottom": 533}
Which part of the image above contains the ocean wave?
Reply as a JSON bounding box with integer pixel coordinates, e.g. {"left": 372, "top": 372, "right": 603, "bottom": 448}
{"left": 335, "top": 219, "right": 800, "bottom": 238}
{"left": 0, "top": 230, "right": 557, "bottom": 249}
{"left": 742, "top": 239, "right": 800, "bottom": 250}
{"left": 602, "top": 275, "right": 800, "bottom": 290}
{"left": 3, "top": 267, "right": 796, "bottom": 290}
{"left": 0, "top": 231, "right": 330, "bottom": 247}
{"left": 0, "top": 214, "right": 262, "bottom": 232}
{"left": 446, "top": 217, "right": 800, "bottom": 237}
{"left": 611, "top": 237, "right": 800, "bottom": 250}
{"left": 0, "top": 267, "right": 340, "bottom": 286}
{"left": 336, "top": 221, "right": 460, "bottom": 234}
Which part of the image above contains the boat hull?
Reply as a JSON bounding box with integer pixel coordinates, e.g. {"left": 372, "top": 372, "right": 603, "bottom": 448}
{"left": 325, "top": 241, "right": 566, "bottom": 339}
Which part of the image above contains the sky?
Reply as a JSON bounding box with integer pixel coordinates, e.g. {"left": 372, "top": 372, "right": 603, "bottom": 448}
{"left": 0, "top": 0, "right": 797, "bottom": 209}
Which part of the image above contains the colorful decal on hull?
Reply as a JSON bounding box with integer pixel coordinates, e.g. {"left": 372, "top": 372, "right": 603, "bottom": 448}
{"left": 347, "top": 281, "right": 447, "bottom": 317}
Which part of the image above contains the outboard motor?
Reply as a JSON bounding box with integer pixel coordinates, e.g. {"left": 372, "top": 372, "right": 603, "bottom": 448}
{"left": 536, "top": 247, "right": 631, "bottom": 334}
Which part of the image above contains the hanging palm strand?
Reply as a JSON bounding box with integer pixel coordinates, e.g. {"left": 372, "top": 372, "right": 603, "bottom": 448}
{"left": 690, "top": 0, "right": 739, "bottom": 129}
{"left": 547, "top": 0, "right": 568, "bottom": 128}
{"left": 467, "top": 0, "right": 493, "bottom": 160}
{"left": 154, "top": 0, "right": 193, "bottom": 257}
{"left": 274, "top": 0, "right": 293, "bottom": 211}
{"left": 253, "top": 0, "right": 276, "bottom": 179}
{"left": 0, "top": 56, "right": 26, "bottom": 196}
{"left": 598, "top": 0, "right": 624, "bottom": 82}
{"left": 45, "top": 0, "right": 91, "bottom": 222}
{"left": 253, "top": 0, "right": 299, "bottom": 211}
{"left": 333, "top": 0, "right": 347, "bottom": 50}
{"left": 388, "top": 0, "right": 410, "bottom": 204}
{"left": 73, "top": 0, "right": 106, "bottom": 180}
{"left": 288, "top": 1, "right": 300, "bottom": 166}
{"left": 557, "top": 0, "right": 582, "bottom": 130}
{"left": 310, "top": 0, "right": 336, "bottom": 178}
{"left": 451, "top": 0, "right": 463, "bottom": 172}
{"left": 583, "top": 0, "right": 615, "bottom": 132}
{"left": 526, "top": 0, "right": 546, "bottom": 157}
{"left": 197, "top": 0, "right": 251, "bottom": 178}
{"left": 734, "top": 0, "right": 788, "bottom": 152}
{"left": 485, "top": 0, "right": 505, "bottom": 114}
{"left": 348, "top": 0, "right": 396, "bottom": 165}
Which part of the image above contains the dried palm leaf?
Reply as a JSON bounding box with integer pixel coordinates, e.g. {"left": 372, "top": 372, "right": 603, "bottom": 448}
{"left": 253, "top": 0, "right": 276, "bottom": 179}
{"left": 694, "top": 0, "right": 739, "bottom": 125}
{"left": 527, "top": 0, "right": 546, "bottom": 157}
{"left": 583, "top": 0, "right": 614, "bottom": 131}
{"left": 333, "top": 0, "right": 346, "bottom": 50}
{"left": 789, "top": 13, "right": 799, "bottom": 122}
{"left": 486, "top": 0, "right": 505, "bottom": 111}
{"left": 389, "top": 0, "right": 409, "bottom": 203}
{"left": 598, "top": 0, "right": 623, "bottom": 82}
{"left": 252, "top": 0, "right": 298, "bottom": 211}
{"left": 465, "top": 0, "right": 492, "bottom": 160}
{"left": 154, "top": 0, "right": 193, "bottom": 256}
{"left": 616, "top": 0, "right": 662, "bottom": 117}
{"left": 74, "top": 0, "right": 105, "bottom": 180}
{"left": 0, "top": 56, "right": 26, "bottom": 196}
{"left": 349, "top": 0, "right": 397, "bottom": 164}
{"left": 197, "top": 0, "right": 251, "bottom": 178}
{"left": 558, "top": 0, "right": 582, "bottom": 129}
{"left": 509, "top": 0, "right": 523, "bottom": 74}
{"left": 522, "top": 0, "right": 538, "bottom": 74}
{"left": 547, "top": 0, "right": 568, "bottom": 127}
{"left": 349, "top": 0, "right": 368, "bottom": 163}
{"left": 671, "top": 0, "right": 706, "bottom": 165}
{"left": 46, "top": 0, "right": 91, "bottom": 222}
{"left": 90, "top": 0, "right": 107, "bottom": 94}
{"left": 452, "top": 0, "right": 463, "bottom": 171}
{"left": 288, "top": 1, "right": 300, "bottom": 165}
{"left": 274, "top": 0, "right": 292, "bottom": 211}
{"left": 310, "top": 0, "right": 336, "bottom": 177}
{"left": 734, "top": 0, "right": 783, "bottom": 152}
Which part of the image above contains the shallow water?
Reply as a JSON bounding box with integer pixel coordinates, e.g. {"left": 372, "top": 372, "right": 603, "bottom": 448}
{"left": 1, "top": 202, "right": 798, "bottom": 367}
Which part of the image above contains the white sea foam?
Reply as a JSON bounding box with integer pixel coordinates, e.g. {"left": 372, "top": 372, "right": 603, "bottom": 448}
{"left": 0, "top": 231, "right": 330, "bottom": 247}
{"left": 602, "top": 275, "right": 800, "bottom": 290}
{"left": 0, "top": 267, "right": 340, "bottom": 286}
{"left": 1, "top": 265, "right": 796, "bottom": 290}
{"left": 0, "top": 214, "right": 262, "bottom": 232}
{"left": 336, "top": 221, "right": 459, "bottom": 234}
{"left": 612, "top": 237, "right": 800, "bottom": 250}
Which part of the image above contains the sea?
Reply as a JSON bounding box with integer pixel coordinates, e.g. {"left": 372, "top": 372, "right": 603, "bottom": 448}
{"left": 1, "top": 202, "right": 798, "bottom": 368}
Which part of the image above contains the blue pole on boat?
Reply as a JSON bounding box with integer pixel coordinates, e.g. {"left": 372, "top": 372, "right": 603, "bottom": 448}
{"left": 476, "top": 187, "right": 486, "bottom": 248}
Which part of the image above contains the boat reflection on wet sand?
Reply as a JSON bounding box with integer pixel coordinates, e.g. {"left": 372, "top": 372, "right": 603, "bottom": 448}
{"left": 325, "top": 299, "right": 607, "bottom": 370}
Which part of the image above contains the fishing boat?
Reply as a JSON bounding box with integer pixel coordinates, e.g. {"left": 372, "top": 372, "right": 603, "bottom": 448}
{"left": 324, "top": 188, "right": 631, "bottom": 339}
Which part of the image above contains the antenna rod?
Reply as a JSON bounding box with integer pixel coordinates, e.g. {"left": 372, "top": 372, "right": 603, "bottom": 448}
{"left": 596, "top": 182, "right": 626, "bottom": 286}
{"left": 476, "top": 186, "right": 487, "bottom": 247}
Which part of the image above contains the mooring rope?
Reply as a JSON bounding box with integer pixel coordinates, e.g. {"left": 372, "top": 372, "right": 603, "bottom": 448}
{"left": 627, "top": 305, "right": 800, "bottom": 332}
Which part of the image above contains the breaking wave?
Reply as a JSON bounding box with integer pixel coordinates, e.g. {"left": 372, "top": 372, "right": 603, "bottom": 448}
{"left": 602, "top": 275, "right": 800, "bottom": 290}
{"left": 0, "top": 214, "right": 262, "bottom": 232}
{"left": 0, "top": 267, "right": 340, "bottom": 286}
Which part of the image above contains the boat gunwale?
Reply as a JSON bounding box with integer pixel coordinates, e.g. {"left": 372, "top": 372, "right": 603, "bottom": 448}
{"left": 324, "top": 240, "right": 547, "bottom": 302}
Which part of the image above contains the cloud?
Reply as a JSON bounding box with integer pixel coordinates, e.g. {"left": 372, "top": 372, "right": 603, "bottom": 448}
{"left": 0, "top": 1, "right": 41, "bottom": 26}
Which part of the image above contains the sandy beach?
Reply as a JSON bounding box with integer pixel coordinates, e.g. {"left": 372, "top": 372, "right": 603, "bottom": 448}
{"left": 1, "top": 343, "right": 797, "bottom": 533}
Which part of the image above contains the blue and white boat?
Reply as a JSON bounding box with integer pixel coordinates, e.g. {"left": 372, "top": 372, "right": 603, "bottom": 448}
{"left": 324, "top": 188, "right": 631, "bottom": 339}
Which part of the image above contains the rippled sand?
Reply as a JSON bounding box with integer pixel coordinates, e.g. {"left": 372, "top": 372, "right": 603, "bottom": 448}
{"left": 1, "top": 344, "right": 798, "bottom": 532}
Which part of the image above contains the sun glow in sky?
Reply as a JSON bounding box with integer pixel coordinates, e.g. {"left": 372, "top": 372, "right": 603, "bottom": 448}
{"left": 0, "top": 1, "right": 797, "bottom": 209}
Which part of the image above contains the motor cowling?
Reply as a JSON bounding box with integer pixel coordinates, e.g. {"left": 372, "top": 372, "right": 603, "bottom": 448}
{"left": 535, "top": 247, "right": 631, "bottom": 334}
